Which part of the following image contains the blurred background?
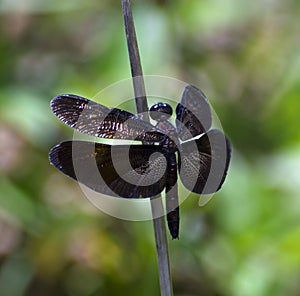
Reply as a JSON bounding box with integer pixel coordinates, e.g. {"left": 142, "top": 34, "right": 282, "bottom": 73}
{"left": 1, "top": 0, "right": 300, "bottom": 295}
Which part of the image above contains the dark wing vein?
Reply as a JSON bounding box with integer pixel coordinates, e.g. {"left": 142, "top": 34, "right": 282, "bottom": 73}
{"left": 176, "top": 85, "right": 212, "bottom": 141}
{"left": 49, "top": 141, "right": 167, "bottom": 198}
{"left": 179, "top": 129, "right": 231, "bottom": 194}
{"left": 50, "top": 94, "right": 165, "bottom": 143}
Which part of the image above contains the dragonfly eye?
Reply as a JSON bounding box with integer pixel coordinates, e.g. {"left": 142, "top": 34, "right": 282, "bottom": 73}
{"left": 150, "top": 103, "right": 173, "bottom": 121}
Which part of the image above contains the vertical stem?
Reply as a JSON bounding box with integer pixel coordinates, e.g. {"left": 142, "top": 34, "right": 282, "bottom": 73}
{"left": 151, "top": 198, "right": 174, "bottom": 296}
{"left": 122, "top": 0, "right": 149, "bottom": 120}
{"left": 121, "top": 1, "right": 173, "bottom": 296}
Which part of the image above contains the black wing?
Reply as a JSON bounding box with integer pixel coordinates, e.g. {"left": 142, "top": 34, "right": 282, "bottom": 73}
{"left": 176, "top": 85, "right": 212, "bottom": 141}
{"left": 51, "top": 94, "right": 165, "bottom": 143}
{"left": 178, "top": 129, "right": 231, "bottom": 194}
{"left": 49, "top": 141, "right": 167, "bottom": 198}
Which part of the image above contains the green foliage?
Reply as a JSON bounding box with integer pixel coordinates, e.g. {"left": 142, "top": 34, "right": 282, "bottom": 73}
{"left": 0, "top": 1, "right": 300, "bottom": 295}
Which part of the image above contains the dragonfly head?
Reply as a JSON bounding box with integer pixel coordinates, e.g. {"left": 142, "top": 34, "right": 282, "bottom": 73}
{"left": 150, "top": 102, "right": 173, "bottom": 122}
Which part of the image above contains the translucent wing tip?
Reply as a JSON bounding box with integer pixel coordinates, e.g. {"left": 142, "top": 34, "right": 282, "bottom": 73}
{"left": 50, "top": 94, "right": 67, "bottom": 110}
{"left": 182, "top": 85, "right": 209, "bottom": 104}
{"left": 49, "top": 141, "right": 76, "bottom": 179}
{"left": 176, "top": 84, "right": 212, "bottom": 140}
{"left": 50, "top": 94, "right": 86, "bottom": 112}
{"left": 48, "top": 142, "right": 64, "bottom": 169}
{"left": 50, "top": 94, "right": 91, "bottom": 129}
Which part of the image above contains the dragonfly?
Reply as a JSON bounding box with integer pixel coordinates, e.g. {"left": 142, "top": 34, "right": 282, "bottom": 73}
{"left": 49, "top": 85, "right": 231, "bottom": 239}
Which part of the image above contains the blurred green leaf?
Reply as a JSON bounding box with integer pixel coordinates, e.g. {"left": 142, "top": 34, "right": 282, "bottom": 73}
{"left": 0, "top": 0, "right": 300, "bottom": 295}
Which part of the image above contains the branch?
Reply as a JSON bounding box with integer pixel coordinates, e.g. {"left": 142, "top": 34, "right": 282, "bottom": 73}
{"left": 122, "top": 1, "right": 173, "bottom": 295}
{"left": 122, "top": 0, "right": 149, "bottom": 119}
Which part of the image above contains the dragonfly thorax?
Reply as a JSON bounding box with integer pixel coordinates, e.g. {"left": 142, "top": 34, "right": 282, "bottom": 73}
{"left": 149, "top": 102, "right": 179, "bottom": 150}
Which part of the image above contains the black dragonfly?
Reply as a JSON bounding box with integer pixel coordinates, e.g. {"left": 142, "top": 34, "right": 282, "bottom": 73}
{"left": 49, "top": 85, "right": 231, "bottom": 239}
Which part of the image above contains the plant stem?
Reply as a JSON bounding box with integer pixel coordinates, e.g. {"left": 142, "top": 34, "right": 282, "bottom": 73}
{"left": 122, "top": 0, "right": 149, "bottom": 120}
{"left": 121, "top": 1, "right": 173, "bottom": 295}
{"left": 151, "top": 198, "right": 174, "bottom": 296}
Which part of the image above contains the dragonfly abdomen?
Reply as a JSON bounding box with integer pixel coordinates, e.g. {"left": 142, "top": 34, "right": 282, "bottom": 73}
{"left": 166, "top": 153, "right": 179, "bottom": 239}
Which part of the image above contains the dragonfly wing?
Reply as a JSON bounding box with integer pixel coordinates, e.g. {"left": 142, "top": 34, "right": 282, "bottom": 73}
{"left": 179, "top": 129, "right": 231, "bottom": 194}
{"left": 176, "top": 85, "right": 212, "bottom": 141}
{"left": 49, "top": 141, "right": 167, "bottom": 198}
{"left": 51, "top": 94, "right": 165, "bottom": 143}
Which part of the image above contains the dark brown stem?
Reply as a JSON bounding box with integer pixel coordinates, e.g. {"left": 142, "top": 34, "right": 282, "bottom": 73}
{"left": 122, "top": 1, "right": 173, "bottom": 295}
{"left": 122, "top": 0, "right": 149, "bottom": 120}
